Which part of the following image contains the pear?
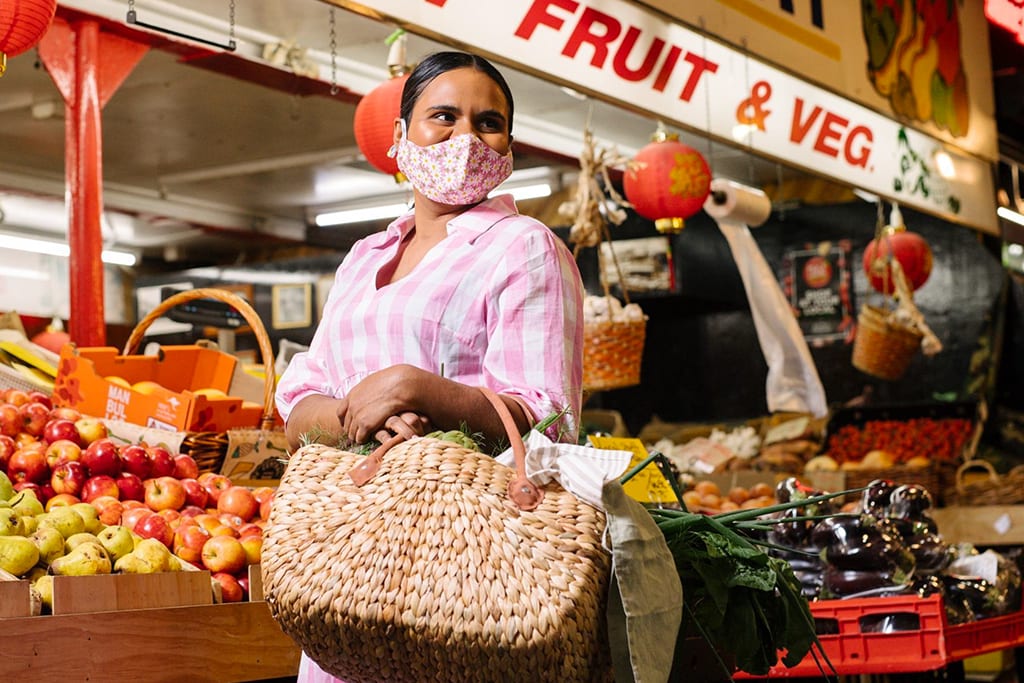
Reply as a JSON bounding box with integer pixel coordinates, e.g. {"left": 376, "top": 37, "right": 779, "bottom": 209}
{"left": 70, "top": 503, "right": 103, "bottom": 535}
{"left": 0, "top": 535, "right": 41, "bottom": 576}
{"left": 0, "top": 508, "right": 24, "bottom": 537}
{"left": 37, "top": 507, "right": 86, "bottom": 540}
{"left": 96, "top": 525, "right": 135, "bottom": 564}
{"left": 50, "top": 541, "right": 112, "bottom": 576}
{"left": 20, "top": 514, "right": 38, "bottom": 535}
{"left": 166, "top": 555, "right": 183, "bottom": 572}
{"left": 25, "top": 565, "right": 47, "bottom": 584}
{"left": 131, "top": 538, "right": 172, "bottom": 573}
{"left": 11, "top": 490, "right": 44, "bottom": 518}
{"left": 30, "top": 526, "right": 66, "bottom": 566}
{"left": 64, "top": 532, "right": 101, "bottom": 555}
{"left": 33, "top": 573, "right": 54, "bottom": 611}
{"left": 0, "top": 471, "right": 14, "bottom": 502}
{"left": 114, "top": 553, "right": 158, "bottom": 575}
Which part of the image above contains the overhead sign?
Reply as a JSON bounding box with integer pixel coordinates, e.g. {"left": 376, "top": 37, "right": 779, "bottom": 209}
{"left": 335, "top": 0, "right": 997, "bottom": 234}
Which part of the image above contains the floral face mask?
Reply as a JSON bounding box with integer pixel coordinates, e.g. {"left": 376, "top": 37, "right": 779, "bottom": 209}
{"left": 388, "top": 119, "right": 513, "bottom": 205}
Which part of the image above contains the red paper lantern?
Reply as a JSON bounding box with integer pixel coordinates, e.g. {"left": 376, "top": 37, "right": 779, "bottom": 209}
{"left": 623, "top": 129, "right": 711, "bottom": 234}
{"left": 0, "top": 0, "right": 57, "bottom": 72}
{"left": 353, "top": 72, "right": 409, "bottom": 178}
{"left": 863, "top": 207, "right": 932, "bottom": 294}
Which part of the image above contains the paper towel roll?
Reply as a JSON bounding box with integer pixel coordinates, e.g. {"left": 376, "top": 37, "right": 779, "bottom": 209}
{"left": 703, "top": 178, "right": 772, "bottom": 227}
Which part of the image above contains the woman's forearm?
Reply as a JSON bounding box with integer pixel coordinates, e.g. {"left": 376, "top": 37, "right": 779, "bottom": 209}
{"left": 284, "top": 394, "right": 344, "bottom": 450}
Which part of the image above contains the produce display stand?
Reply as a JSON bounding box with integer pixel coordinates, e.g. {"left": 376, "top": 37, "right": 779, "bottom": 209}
{"left": 732, "top": 594, "right": 1024, "bottom": 680}
{"left": 0, "top": 601, "right": 301, "bottom": 682}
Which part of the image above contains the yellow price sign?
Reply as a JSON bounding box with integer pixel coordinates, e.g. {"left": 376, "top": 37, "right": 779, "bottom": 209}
{"left": 589, "top": 436, "right": 679, "bottom": 505}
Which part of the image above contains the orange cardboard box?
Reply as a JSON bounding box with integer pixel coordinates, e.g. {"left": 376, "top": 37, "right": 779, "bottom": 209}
{"left": 52, "top": 345, "right": 263, "bottom": 432}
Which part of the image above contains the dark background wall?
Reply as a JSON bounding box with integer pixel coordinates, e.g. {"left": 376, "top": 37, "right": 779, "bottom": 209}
{"left": 571, "top": 201, "right": 1008, "bottom": 435}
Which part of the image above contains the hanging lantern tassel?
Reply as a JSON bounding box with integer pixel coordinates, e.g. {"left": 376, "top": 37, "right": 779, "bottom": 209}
{"left": 863, "top": 203, "right": 933, "bottom": 295}
{"left": 353, "top": 31, "right": 412, "bottom": 180}
{"left": 623, "top": 126, "right": 711, "bottom": 234}
{"left": 0, "top": 0, "right": 58, "bottom": 77}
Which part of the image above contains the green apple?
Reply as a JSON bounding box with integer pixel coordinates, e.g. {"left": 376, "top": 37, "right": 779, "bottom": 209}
{"left": 96, "top": 525, "right": 135, "bottom": 563}
{"left": 30, "top": 526, "right": 66, "bottom": 566}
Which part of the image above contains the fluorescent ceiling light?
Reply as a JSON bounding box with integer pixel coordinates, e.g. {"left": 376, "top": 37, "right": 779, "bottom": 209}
{"left": 315, "top": 202, "right": 409, "bottom": 227}
{"left": 998, "top": 206, "right": 1024, "bottom": 227}
{"left": 0, "top": 265, "right": 47, "bottom": 281}
{"left": 0, "top": 233, "right": 137, "bottom": 266}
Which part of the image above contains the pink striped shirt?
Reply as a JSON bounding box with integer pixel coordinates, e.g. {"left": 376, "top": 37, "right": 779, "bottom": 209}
{"left": 275, "top": 194, "right": 584, "bottom": 442}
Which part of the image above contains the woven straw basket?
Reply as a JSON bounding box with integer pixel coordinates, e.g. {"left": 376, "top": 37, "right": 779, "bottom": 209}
{"left": 944, "top": 460, "right": 1024, "bottom": 506}
{"left": 124, "top": 288, "right": 279, "bottom": 474}
{"left": 851, "top": 304, "right": 923, "bottom": 381}
{"left": 262, "top": 388, "right": 612, "bottom": 682}
{"left": 582, "top": 318, "right": 646, "bottom": 392}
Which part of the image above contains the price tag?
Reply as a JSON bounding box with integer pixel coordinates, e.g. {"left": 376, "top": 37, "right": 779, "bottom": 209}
{"left": 589, "top": 436, "right": 679, "bottom": 505}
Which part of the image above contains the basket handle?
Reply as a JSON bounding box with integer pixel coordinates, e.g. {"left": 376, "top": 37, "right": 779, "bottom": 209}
{"left": 124, "top": 287, "right": 277, "bottom": 431}
{"left": 346, "top": 386, "right": 543, "bottom": 511}
{"left": 954, "top": 459, "right": 999, "bottom": 494}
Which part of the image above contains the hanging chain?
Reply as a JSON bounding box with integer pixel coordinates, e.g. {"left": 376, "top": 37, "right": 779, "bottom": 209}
{"left": 128, "top": 0, "right": 135, "bottom": 14}
{"left": 329, "top": 8, "right": 339, "bottom": 95}
{"left": 228, "top": 0, "right": 237, "bottom": 50}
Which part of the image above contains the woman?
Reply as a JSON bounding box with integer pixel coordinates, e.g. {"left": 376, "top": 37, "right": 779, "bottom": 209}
{"left": 275, "top": 49, "right": 584, "bottom": 682}
{"left": 277, "top": 50, "right": 583, "bottom": 456}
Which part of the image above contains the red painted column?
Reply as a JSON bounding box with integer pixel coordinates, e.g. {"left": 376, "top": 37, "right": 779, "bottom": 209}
{"left": 38, "top": 18, "right": 148, "bottom": 347}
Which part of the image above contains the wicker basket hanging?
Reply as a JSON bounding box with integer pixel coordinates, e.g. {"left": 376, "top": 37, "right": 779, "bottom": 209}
{"left": 262, "top": 387, "right": 613, "bottom": 683}
{"left": 123, "top": 288, "right": 280, "bottom": 474}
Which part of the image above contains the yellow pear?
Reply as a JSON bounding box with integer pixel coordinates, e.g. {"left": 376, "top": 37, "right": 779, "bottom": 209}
{"left": 114, "top": 553, "right": 158, "bottom": 575}
{"left": 131, "top": 538, "right": 172, "bottom": 573}
{"left": 25, "top": 565, "right": 48, "bottom": 583}
{"left": 33, "top": 574, "right": 54, "bottom": 611}
{"left": 30, "top": 526, "right": 66, "bottom": 566}
{"left": 70, "top": 503, "right": 103, "bottom": 535}
{"left": 37, "top": 507, "right": 86, "bottom": 540}
{"left": 50, "top": 541, "right": 112, "bottom": 576}
{"left": 96, "top": 525, "right": 135, "bottom": 564}
{"left": 64, "top": 532, "right": 101, "bottom": 555}
{"left": 0, "top": 535, "right": 40, "bottom": 577}
{"left": 11, "top": 490, "right": 44, "bottom": 518}
{"left": 0, "top": 471, "right": 14, "bottom": 502}
{"left": 0, "top": 508, "right": 24, "bottom": 537}
{"left": 20, "top": 514, "right": 38, "bottom": 535}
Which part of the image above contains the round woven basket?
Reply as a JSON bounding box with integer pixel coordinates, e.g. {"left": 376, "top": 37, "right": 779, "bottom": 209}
{"left": 262, "top": 392, "right": 612, "bottom": 682}
{"left": 124, "top": 287, "right": 279, "bottom": 473}
{"left": 945, "top": 460, "right": 1024, "bottom": 506}
{"left": 851, "top": 304, "right": 923, "bottom": 381}
{"left": 582, "top": 318, "right": 646, "bottom": 392}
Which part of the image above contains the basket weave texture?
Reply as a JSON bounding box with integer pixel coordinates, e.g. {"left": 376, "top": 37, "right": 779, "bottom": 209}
{"left": 262, "top": 438, "right": 612, "bottom": 682}
{"left": 851, "top": 304, "right": 923, "bottom": 381}
{"left": 944, "top": 460, "right": 1024, "bottom": 506}
{"left": 582, "top": 318, "right": 646, "bottom": 392}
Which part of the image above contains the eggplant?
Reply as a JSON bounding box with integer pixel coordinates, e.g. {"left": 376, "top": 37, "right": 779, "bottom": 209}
{"left": 766, "top": 506, "right": 813, "bottom": 548}
{"left": 817, "top": 515, "right": 914, "bottom": 573}
{"left": 857, "top": 479, "right": 896, "bottom": 517}
{"left": 905, "top": 532, "right": 953, "bottom": 574}
{"left": 809, "top": 514, "right": 862, "bottom": 549}
{"left": 823, "top": 566, "right": 905, "bottom": 597}
{"left": 910, "top": 574, "right": 946, "bottom": 598}
{"left": 941, "top": 575, "right": 996, "bottom": 619}
{"left": 887, "top": 484, "right": 933, "bottom": 520}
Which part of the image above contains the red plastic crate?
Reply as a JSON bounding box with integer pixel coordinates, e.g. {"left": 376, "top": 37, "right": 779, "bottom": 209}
{"left": 732, "top": 594, "right": 1024, "bottom": 678}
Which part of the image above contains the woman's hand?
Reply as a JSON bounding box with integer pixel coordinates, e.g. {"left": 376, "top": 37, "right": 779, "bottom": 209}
{"left": 373, "top": 412, "right": 432, "bottom": 445}
{"left": 339, "top": 365, "right": 427, "bottom": 443}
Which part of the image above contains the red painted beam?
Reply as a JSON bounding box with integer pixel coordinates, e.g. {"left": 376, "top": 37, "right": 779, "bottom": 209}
{"left": 38, "top": 18, "right": 148, "bottom": 347}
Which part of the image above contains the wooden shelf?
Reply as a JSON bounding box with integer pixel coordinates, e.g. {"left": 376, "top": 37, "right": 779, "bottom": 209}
{"left": 1, "top": 602, "right": 301, "bottom": 682}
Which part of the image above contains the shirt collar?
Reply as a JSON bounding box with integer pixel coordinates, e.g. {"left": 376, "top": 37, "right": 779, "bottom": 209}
{"left": 379, "top": 194, "right": 519, "bottom": 246}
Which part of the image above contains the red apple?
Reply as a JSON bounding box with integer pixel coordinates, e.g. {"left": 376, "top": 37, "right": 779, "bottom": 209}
{"left": 73, "top": 417, "right": 108, "bottom": 445}
{"left": 118, "top": 444, "right": 152, "bottom": 479}
{"left": 259, "top": 492, "right": 274, "bottom": 521}
{"left": 237, "top": 523, "right": 263, "bottom": 539}
{"left": 173, "top": 524, "right": 211, "bottom": 564}
{"left": 27, "top": 391, "right": 52, "bottom": 409}
{"left": 120, "top": 499, "right": 146, "bottom": 510}
{"left": 172, "top": 453, "right": 200, "bottom": 480}
{"left": 121, "top": 506, "right": 152, "bottom": 530}
{"left": 18, "top": 402, "right": 51, "bottom": 437}
{"left": 8, "top": 446, "right": 49, "bottom": 483}
{"left": 144, "top": 476, "right": 187, "bottom": 512}
{"left": 45, "top": 439, "right": 82, "bottom": 469}
{"left": 49, "top": 406, "right": 82, "bottom": 423}
{"left": 201, "top": 535, "right": 247, "bottom": 574}
{"left": 115, "top": 471, "right": 146, "bottom": 502}
{"left": 12, "top": 481, "right": 41, "bottom": 497}
{"left": 38, "top": 482, "right": 55, "bottom": 503}
{"left": 45, "top": 492, "right": 81, "bottom": 510}
{"left": 157, "top": 508, "right": 181, "bottom": 525}
{"left": 179, "top": 504, "right": 206, "bottom": 518}
{"left": 194, "top": 513, "right": 225, "bottom": 534}
{"left": 3, "top": 389, "right": 30, "bottom": 406}
{"left": 237, "top": 574, "right": 251, "bottom": 600}
{"left": 180, "top": 478, "right": 209, "bottom": 509}
{"left": 146, "top": 446, "right": 176, "bottom": 478}
{"left": 90, "top": 495, "right": 125, "bottom": 526}
{"left": 217, "top": 486, "right": 259, "bottom": 522}
{"left": 200, "top": 473, "right": 232, "bottom": 504}
{"left": 134, "top": 511, "right": 174, "bottom": 548}
{"left": 51, "top": 460, "right": 88, "bottom": 497}
{"left": 42, "top": 418, "right": 82, "bottom": 446}
{"left": 0, "top": 434, "right": 17, "bottom": 471}
{"left": 81, "top": 475, "right": 120, "bottom": 503}
{"left": 0, "top": 404, "right": 20, "bottom": 438}
{"left": 239, "top": 534, "right": 262, "bottom": 565}
{"left": 251, "top": 486, "right": 275, "bottom": 505}
{"left": 211, "top": 571, "right": 244, "bottom": 603}
{"left": 81, "top": 438, "right": 122, "bottom": 477}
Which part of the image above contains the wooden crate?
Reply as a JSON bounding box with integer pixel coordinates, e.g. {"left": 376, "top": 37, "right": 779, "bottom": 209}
{"left": 930, "top": 505, "right": 1024, "bottom": 546}
{"left": 0, "top": 574, "right": 34, "bottom": 618}
{"left": 52, "top": 569, "right": 213, "bottom": 615}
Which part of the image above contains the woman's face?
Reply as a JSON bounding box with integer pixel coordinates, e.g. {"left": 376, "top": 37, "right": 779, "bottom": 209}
{"left": 394, "top": 67, "right": 512, "bottom": 155}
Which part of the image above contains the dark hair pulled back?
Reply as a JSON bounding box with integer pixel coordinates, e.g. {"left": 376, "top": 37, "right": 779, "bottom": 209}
{"left": 399, "top": 51, "right": 514, "bottom": 134}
